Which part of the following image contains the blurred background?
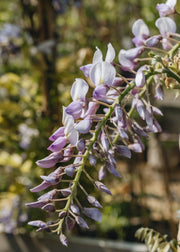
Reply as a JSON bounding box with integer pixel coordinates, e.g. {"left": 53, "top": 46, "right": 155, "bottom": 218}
{"left": 0, "top": 0, "right": 180, "bottom": 248}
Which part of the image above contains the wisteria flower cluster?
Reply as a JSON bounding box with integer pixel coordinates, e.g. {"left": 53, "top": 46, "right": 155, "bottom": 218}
{"left": 27, "top": 0, "right": 180, "bottom": 246}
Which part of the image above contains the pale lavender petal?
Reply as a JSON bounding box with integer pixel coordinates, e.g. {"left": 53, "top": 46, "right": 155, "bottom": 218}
{"left": 125, "top": 47, "right": 144, "bottom": 60}
{"left": 36, "top": 152, "right": 64, "bottom": 168}
{"left": 118, "top": 128, "right": 129, "bottom": 139}
{"left": 75, "top": 119, "right": 92, "bottom": 134}
{"left": 71, "top": 78, "right": 89, "bottom": 102}
{"left": 93, "top": 85, "right": 108, "bottom": 100}
{"left": 112, "top": 77, "right": 123, "bottom": 86}
{"left": 75, "top": 216, "right": 89, "bottom": 229}
{"left": 60, "top": 233, "right": 68, "bottom": 247}
{"left": 166, "top": 0, "right": 177, "bottom": 9}
{"left": 83, "top": 207, "right": 102, "bottom": 222}
{"left": 80, "top": 64, "right": 92, "bottom": 78}
{"left": 135, "top": 68, "right": 145, "bottom": 88}
{"left": 144, "top": 35, "right": 161, "bottom": 47}
{"left": 60, "top": 146, "right": 75, "bottom": 163}
{"left": 30, "top": 181, "right": 51, "bottom": 192}
{"left": 136, "top": 99, "right": 146, "bottom": 120}
{"left": 26, "top": 200, "right": 49, "bottom": 208}
{"left": 162, "top": 38, "right": 172, "bottom": 49}
{"left": 42, "top": 203, "right": 55, "bottom": 212}
{"left": 132, "top": 122, "right": 149, "bottom": 137}
{"left": 82, "top": 102, "right": 99, "bottom": 119}
{"left": 89, "top": 154, "right": 97, "bottom": 166}
{"left": 65, "top": 165, "right": 75, "bottom": 177}
{"left": 65, "top": 101, "right": 82, "bottom": 119}
{"left": 28, "top": 220, "right": 48, "bottom": 228}
{"left": 95, "top": 181, "right": 112, "bottom": 195}
{"left": 106, "top": 162, "right": 121, "bottom": 177}
{"left": 100, "top": 130, "right": 109, "bottom": 152}
{"left": 128, "top": 143, "right": 143, "bottom": 153}
{"left": 90, "top": 61, "right": 116, "bottom": 87}
{"left": 64, "top": 115, "right": 75, "bottom": 135}
{"left": 145, "top": 105, "right": 154, "bottom": 129}
{"left": 114, "top": 104, "right": 123, "bottom": 121}
{"left": 38, "top": 189, "right": 57, "bottom": 201}
{"left": 118, "top": 49, "right": 136, "bottom": 70}
{"left": 157, "top": 4, "right": 171, "bottom": 17}
{"left": 87, "top": 195, "right": 102, "bottom": 208}
{"left": 77, "top": 138, "right": 85, "bottom": 151}
{"left": 152, "top": 106, "right": 163, "bottom": 116}
{"left": 105, "top": 43, "right": 115, "bottom": 63}
{"left": 155, "top": 17, "right": 176, "bottom": 38}
{"left": 132, "top": 19, "right": 149, "bottom": 38}
{"left": 49, "top": 127, "right": 65, "bottom": 141}
{"left": 68, "top": 129, "right": 79, "bottom": 145}
{"left": 70, "top": 204, "right": 80, "bottom": 215}
{"left": 93, "top": 47, "right": 103, "bottom": 64}
{"left": 61, "top": 188, "right": 71, "bottom": 197}
{"left": 98, "top": 165, "right": 106, "bottom": 180}
{"left": 48, "top": 137, "right": 67, "bottom": 152}
{"left": 155, "top": 84, "right": 164, "bottom": 100}
{"left": 115, "top": 145, "right": 131, "bottom": 158}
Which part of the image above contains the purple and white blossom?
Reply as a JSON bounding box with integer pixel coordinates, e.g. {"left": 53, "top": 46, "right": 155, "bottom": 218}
{"left": 156, "top": 0, "right": 177, "bottom": 17}
{"left": 132, "top": 19, "right": 150, "bottom": 47}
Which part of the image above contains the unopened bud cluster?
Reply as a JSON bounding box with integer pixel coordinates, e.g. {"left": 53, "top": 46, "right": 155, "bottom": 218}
{"left": 27, "top": 0, "right": 180, "bottom": 246}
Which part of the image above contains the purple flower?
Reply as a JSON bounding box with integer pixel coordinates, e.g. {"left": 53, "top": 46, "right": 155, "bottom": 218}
{"left": 87, "top": 195, "right": 102, "bottom": 208}
{"left": 66, "top": 78, "right": 89, "bottom": 119}
{"left": 95, "top": 181, "right": 112, "bottom": 195}
{"left": 155, "top": 17, "right": 176, "bottom": 49}
{"left": 118, "top": 47, "right": 144, "bottom": 70}
{"left": 132, "top": 19, "right": 149, "bottom": 47}
{"left": 155, "top": 84, "right": 164, "bottom": 100}
{"left": 80, "top": 43, "right": 115, "bottom": 78}
{"left": 75, "top": 118, "right": 92, "bottom": 134}
{"left": 82, "top": 207, "right": 102, "bottom": 222}
{"left": 60, "top": 233, "right": 68, "bottom": 247}
{"left": 48, "top": 107, "right": 79, "bottom": 152}
{"left": 93, "top": 85, "right": 108, "bottom": 101}
{"left": 49, "top": 127, "right": 65, "bottom": 141}
{"left": 135, "top": 66, "right": 147, "bottom": 88}
{"left": 70, "top": 204, "right": 80, "bottom": 215}
{"left": 75, "top": 216, "right": 89, "bottom": 229}
{"left": 26, "top": 200, "right": 49, "bottom": 208}
{"left": 77, "top": 138, "right": 85, "bottom": 151}
{"left": 98, "top": 165, "right": 106, "bottom": 180}
{"left": 144, "top": 35, "right": 161, "bottom": 47}
{"left": 38, "top": 189, "right": 57, "bottom": 201}
{"left": 90, "top": 61, "right": 116, "bottom": 87}
{"left": 156, "top": 0, "right": 177, "bottom": 17}
{"left": 36, "top": 152, "right": 64, "bottom": 168}
{"left": 115, "top": 145, "right": 131, "bottom": 159}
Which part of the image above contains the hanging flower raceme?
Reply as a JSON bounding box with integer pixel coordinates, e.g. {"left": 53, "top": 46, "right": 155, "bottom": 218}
{"left": 27, "top": 3, "right": 180, "bottom": 246}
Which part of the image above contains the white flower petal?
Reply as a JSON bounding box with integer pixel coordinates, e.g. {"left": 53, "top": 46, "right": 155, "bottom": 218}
{"left": 71, "top": 78, "right": 89, "bottom": 102}
{"left": 90, "top": 62, "right": 116, "bottom": 87}
{"left": 166, "top": 0, "right": 176, "bottom": 8}
{"left": 132, "top": 19, "right": 149, "bottom": 38}
{"left": 155, "top": 17, "right": 176, "bottom": 38}
{"left": 93, "top": 47, "right": 103, "bottom": 64}
{"left": 68, "top": 129, "right": 79, "bottom": 145}
{"left": 105, "top": 43, "right": 115, "bottom": 63}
